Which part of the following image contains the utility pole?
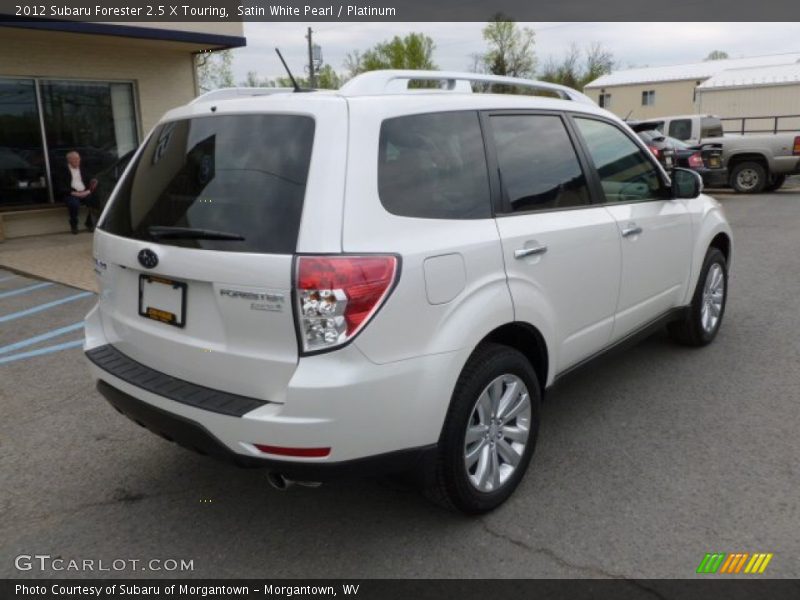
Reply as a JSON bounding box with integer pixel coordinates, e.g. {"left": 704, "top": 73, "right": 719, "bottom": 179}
{"left": 306, "top": 27, "right": 316, "bottom": 88}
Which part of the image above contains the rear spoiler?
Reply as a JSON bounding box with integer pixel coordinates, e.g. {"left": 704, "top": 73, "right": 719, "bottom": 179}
{"left": 628, "top": 121, "right": 662, "bottom": 133}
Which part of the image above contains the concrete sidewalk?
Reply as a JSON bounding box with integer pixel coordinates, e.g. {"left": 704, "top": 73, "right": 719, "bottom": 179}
{"left": 0, "top": 231, "right": 96, "bottom": 292}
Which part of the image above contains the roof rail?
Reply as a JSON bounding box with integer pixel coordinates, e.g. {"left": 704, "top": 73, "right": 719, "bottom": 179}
{"left": 191, "top": 87, "right": 296, "bottom": 104}
{"left": 338, "top": 70, "right": 596, "bottom": 105}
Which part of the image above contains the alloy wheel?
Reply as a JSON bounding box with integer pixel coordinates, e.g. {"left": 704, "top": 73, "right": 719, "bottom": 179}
{"left": 464, "top": 374, "right": 531, "bottom": 492}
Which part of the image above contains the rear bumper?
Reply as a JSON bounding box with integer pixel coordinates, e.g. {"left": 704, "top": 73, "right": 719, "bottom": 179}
{"left": 84, "top": 303, "right": 466, "bottom": 471}
{"left": 698, "top": 167, "right": 728, "bottom": 188}
{"left": 97, "top": 379, "right": 436, "bottom": 480}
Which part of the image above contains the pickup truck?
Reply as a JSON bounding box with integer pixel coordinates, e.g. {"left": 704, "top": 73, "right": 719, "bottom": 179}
{"left": 635, "top": 114, "right": 800, "bottom": 193}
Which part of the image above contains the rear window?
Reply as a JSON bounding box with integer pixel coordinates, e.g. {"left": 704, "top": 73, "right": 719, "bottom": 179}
{"left": 701, "top": 117, "right": 723, "bottom": 138}
{"left": 378, "top": 111, "right": 491, "bottom": 219}
{"left": 100, "top": 114, "right": 315, "bottom": 254}
{"left": 668, "top": 119, "right": 692, "bottom": 141}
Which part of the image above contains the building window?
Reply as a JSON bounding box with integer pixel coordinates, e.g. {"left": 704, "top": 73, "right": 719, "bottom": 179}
{"left": 0, "top": 77, "right": 139, "bottom": 209}
{"left": 40, "top": 81, "right": 138, "bottom": 203}
{"left": 0, "top": 78, "right": 48, "bottom": 207}
{"left": 641, "top": 90, "right": 656, "bottom": 106}
{"left": 598, "top": 93, "right": 612, "bottom": 108}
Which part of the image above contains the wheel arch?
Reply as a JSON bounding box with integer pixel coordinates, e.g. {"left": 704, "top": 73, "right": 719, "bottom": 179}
{"left": 727, "top": 152, "right": 769, "bottom": 170}
{"left": 478, "top": 322, "right": 550, "bottom": 393}
{"left": 709, "top": 231, "right": 731, "bottom": 264}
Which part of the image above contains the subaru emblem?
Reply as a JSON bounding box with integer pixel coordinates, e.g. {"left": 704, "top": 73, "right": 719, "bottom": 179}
{"left": 138, "top": 248, "right": 159, "bottom": 269}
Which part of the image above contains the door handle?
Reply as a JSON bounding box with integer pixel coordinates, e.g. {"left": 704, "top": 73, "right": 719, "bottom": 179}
{"left": 621, "top": 224, "right": 643, "bottom": 238}
{"left": 514, "top": 244, "right": 548, "bottom": 259}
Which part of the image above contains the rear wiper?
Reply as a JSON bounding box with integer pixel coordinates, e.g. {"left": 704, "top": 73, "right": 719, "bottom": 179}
{"left": 147, "top": 226, "right": 245, "bottom": 241}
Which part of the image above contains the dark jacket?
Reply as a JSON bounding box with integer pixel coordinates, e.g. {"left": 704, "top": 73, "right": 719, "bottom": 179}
{"left": 53, "top": 164, "right": 93, "bottom": 201}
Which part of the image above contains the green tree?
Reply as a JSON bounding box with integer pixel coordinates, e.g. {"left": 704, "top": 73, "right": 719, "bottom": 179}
{"left": 196, "top": 49, "right": 234, "bottom": 92}
{"left": 480, "top": 15, "right": 536, "bottom": 79}
{"left": 704, "top": 50, "right": 730, "bottom": 61}
{"left": 345, "top": 33, "right": 437, "bottom": 76}
{"left": 315, "top": 64, "right": 342, "bottom": 89}
{"left": 240, "top": 65, "right": 341, "bottom": 90}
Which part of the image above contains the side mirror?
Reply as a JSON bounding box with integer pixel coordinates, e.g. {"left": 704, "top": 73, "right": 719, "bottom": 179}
{"left": 672, "top": 168, "right": 703, "bottom": 199}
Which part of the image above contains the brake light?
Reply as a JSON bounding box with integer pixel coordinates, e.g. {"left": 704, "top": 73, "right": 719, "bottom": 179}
{"left": 688, "top": 152, "right": 704, "bottom": 168}
{"left": 647, "top": 145, "right": 660, "bottom": 158}
{"left": 296, "top": 255, "right": 398, "bottom": 352}
{"left": 793, "top": 136, "right": 800, "bottom": 156}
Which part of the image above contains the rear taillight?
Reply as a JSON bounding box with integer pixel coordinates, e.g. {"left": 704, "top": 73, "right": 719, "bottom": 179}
{"left": 647, "top": 145, "right": 660, "bottom": 158}
{"left": 688, "top": 152, "right": 704, "bottom": 168}
{"left": 295, "top": 255, "right": 398, "bottom": 353}
{"left": 793, "top": 136, "right": 800, "bottom": 156}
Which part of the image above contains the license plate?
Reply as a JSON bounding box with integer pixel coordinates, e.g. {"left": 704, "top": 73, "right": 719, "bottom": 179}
{"left": 665, "top": 156, "right": 674, "bottom": 168}
{"left": 138, "top": 275, "right": 187, "bottom": 328}
{"left": 709, "top": 157, "right": 721, "bottom": 168}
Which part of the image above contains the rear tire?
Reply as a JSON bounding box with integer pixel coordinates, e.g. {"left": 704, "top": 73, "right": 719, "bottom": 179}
{"left": 764, "top": 174, "right": 786, "bottom": 192}
{"left": 668, "top": 248, "right": 728, "bottom": 346}
{"left": 730, "top": 161, "right": 766, "bottom": 194}
{"left": 426, "top": 343, "right": 541, "bottom": 514}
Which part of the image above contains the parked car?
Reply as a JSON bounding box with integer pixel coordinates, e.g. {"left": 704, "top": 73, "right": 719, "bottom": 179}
{"left": 636, "top": 114, "right": 800, "bottom": 193}
{"left": 630, "top": 127, "right": 677, "bottom": 170}
{"left": 631, "top": 125, "right": 727, "bottom": 188}
{"left": 84, "top": 71, "right": 733, "bottom": 514}
{"left": 666, "top": 135, "right": 727, "bottom": 188}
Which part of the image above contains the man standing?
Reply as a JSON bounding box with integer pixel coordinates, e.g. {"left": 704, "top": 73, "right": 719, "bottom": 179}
{"left": 55, "top": 150, "right": 97, "bottom": 234}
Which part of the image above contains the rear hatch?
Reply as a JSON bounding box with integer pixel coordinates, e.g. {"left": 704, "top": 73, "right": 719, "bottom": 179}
{"left": 94, "top": 108, "right": 331, "bottom": 402}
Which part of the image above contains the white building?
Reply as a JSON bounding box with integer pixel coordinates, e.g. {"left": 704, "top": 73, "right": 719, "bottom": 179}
{"left": 584, "top": 53, "right": 800, "bottom": 129}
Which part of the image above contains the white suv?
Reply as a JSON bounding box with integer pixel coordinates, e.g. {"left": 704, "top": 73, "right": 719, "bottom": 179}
{"left": 85, "top": 71, "right": 732, "bottom": 513}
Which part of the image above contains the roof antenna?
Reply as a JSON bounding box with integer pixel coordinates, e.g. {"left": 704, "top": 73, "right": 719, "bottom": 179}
{"left": 275, "top": 48, "right": 303, "bottom": 93}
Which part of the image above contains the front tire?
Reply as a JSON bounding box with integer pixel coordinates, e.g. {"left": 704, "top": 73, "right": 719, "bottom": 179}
{"left": 730, "top": 161, "right": 766, "bottom": 194}
{"left": 427, "top": 343, "right": 541, "bottom": 514}
{"left": 668, "top": 248, "right": 728, "bottom": 346}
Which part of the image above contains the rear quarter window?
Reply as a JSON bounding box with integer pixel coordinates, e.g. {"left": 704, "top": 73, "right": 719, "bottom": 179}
{"left": 378, "top": 111, "right": 491, "bottom": 219}
{"left": 100, "top": 114, "right": 315, "bottom": 254}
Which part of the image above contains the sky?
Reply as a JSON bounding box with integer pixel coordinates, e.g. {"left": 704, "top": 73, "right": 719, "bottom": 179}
{"left": 231, "top": 22, "right": 800, "bottom": 83}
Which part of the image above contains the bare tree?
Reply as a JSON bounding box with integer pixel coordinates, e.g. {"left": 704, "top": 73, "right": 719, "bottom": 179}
{"left": 195, "top": 50, "right": 234, "bottom": 92}
{"left": 704, "top": 50, "right": 730, "bottom": 61}
{"left": 540, "top": 43, "right": 616, "bottom": 90}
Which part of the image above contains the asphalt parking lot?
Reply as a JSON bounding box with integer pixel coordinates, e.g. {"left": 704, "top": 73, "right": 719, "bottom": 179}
{"left": 1, "top": 189, "right": 799, "bottom": 579}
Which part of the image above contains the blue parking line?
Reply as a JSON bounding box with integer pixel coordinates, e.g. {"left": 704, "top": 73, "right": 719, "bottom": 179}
{"left": 0, "top": 322, "right": 85, "bottom": 355}
{"left": 0, "top": 282, "right": 53, "bottom": 299}
{"left": 0, "top": 291, "right": 93, "bottom": 323}
{"left": 0, "top": 339, "right": 84, "bottom": 365}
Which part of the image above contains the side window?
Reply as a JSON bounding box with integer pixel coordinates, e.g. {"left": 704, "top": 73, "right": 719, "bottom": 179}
{"left": 574, "top": 117, "right": 666, "bottom": 204}
{"left": 378, "top": 111, "right": 491, "bottom": 219}
{"left": 668, "top": 119, "right": 692, "bottom": 141}
{"left": 489, "top": 114, "right": 590, "bottom": 213}
{"left": 641, "top": 90, "right": 656, "bottom": 106}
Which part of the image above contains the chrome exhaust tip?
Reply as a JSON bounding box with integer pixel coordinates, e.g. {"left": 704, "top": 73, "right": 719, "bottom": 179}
{"left": 266, "top": 472, "right": 293, "bottom": 491}
{"left": 267, "top": 472, "right": 321, "bottom": 491}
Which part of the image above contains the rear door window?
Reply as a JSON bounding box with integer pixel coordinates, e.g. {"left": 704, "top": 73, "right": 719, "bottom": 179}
{"left": 100, "top": 114, "right": 315, "bottom": 254}
{"left": 489, "top": 114, "right": 590, "bottom": 213}
{"left": 378, "top": 111, "right": 491, "bottom": 219}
